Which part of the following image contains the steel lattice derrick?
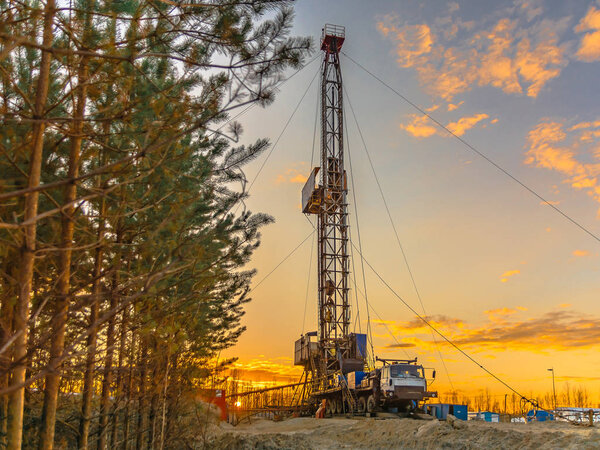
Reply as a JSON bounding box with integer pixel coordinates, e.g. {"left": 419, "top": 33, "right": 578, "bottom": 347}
{"left": 317, "top": 27, "right": 350, "bottom": 382}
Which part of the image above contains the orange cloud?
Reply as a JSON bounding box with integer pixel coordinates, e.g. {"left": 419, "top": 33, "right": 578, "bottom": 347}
{"left": 485, "top": 307, "right": 527, "bottom": 324}
{"left": 289, "top": 174, "right": 308, "bottom": 183}
{"left": 515, "top": 34, "right": 564, "bottom": 97}
{"left": 228, "top": 356, "right": 302, "bottom": 385}
{"left": 575, "top": 6, "right": 600, "bottom": 62}
{"left": 447, "top": 101, "right": 464, "bottom": 112}
{"left": 577, "top": 31, "right": 600, "bottom": 62}
{"left": 376, "top": 18, "right": 433, "bottom": 68}
{"left": 379, "top": 310, "right": 600, "bottom": 353}
{"left": 384, "top": 342, "right": 416, "bottom": 349}
{"left": 500, "top": 269, "right": 520, "bottom": 282}
{"left": 401, "top": 113, "right": 493, "bottom": 138}
{"left": 275, "top": 164, "right": 308, "bottom": 184}
{"left": 446, "top": 113, "right": 489, "bottom": 136}
{"left": 477, "top": 19, "right": 522, "bottom": 95}
{"left": 524, "top": 120, "right": 600, "bottom": 215}
{"left": 572, "top": 249, "right": 590, "bottom": 257}
{"left": 377, "top": 11, "right": 567, "bottom": 101}
{"left": 400, "top": 114, "right": 437, "bottom": 138}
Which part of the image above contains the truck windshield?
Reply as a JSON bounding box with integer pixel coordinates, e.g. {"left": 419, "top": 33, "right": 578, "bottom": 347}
{"left": 390, "top": 365, "right": 421, "bottom": 378}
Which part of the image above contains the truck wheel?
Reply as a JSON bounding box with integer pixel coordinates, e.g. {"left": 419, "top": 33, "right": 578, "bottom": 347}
{"left": 334, "top": 398, "right": 342, "bottom": 414}
{"left": 367, "top": 395, "right": 376, "bottom": 413}
{"left": 357, "top": 396, "right": 367, "bottom": 413}
{"left": 325, "top": 398, "right": 334, "bottom": 416}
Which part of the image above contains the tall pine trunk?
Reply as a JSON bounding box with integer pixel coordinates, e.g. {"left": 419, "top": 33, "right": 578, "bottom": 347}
{"left": 0, "top": 287, "right": 13, "bottom": 448}
{"left": 148, "top": 355, "right": 159, "bottom": 449}
{"left": 111, "top": 306, "right": 129, "bottom": 447}
{"left": 78, "top": 193, "right": 107, "bottom": 449}
{"left": 6, "top": 2, "right": 55, "bottom": 448}
{"left": 97, "top": 231, "right": 122, "bottom": 450}
{"left": 38, "top": 53, "right": 88, "bottom": 450}
{"left": 158, "top": 351, "right": 170, "bottom": 450}
{"left": 122, "top": 330, "right": 137, "bottom": 450}
{"left": 135, "top": 343, "right": 148, "bottom": 450}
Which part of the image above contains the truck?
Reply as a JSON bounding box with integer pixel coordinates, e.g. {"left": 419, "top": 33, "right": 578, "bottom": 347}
{"left": 299, "top": 337, "right": 438, "bottom": 416}
{"left": 347, "top": 358, "right": 437, "bottom": 414}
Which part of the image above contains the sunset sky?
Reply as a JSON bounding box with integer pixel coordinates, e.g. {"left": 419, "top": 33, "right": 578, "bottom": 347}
{"left": 223, "top": 0, "right": 600, "bottom": 401}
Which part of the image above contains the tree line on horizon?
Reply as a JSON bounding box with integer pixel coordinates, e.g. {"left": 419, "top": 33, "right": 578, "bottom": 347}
{"left": 438, "top": 383, "right": 598, "bottom": 415}
{"left": 0, "top": 0, "right": 311, "bottom": 448}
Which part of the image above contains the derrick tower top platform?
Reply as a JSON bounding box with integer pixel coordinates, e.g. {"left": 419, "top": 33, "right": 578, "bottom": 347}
{"left": 321, "top": 24, "right": 345, "bottom": 52}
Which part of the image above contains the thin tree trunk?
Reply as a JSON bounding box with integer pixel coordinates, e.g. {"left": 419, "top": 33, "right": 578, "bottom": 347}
{"left": 38, "top": 51, "right": 89, "bottom": 450}
{"left": 0, "top": 286, "right": 13, "bottom": 449}
{"left": 164, "top": 355, "right": 178, "bottom": 446}
{"left": 6, "top": 2, "right": 55, "bottom": 448}
{"left": 122, "top": 331, "right": 137, "bottom": 450}
{"left": 136, "top": 343, "right": 148, "bottom": 450}
{"left": 78, "top": 194, "right": 106, "bottom": 449}
{"left": 148, "top": 356, "right": 159, "bottom": 449}
{"left": 97, "top": 234, "right": 122, "bottom": 450}
{"left": 158, "top": 350, "right": 170, "bottom": 450}
{"left": 110, "top": 305, "right": 129, "bottom": 447}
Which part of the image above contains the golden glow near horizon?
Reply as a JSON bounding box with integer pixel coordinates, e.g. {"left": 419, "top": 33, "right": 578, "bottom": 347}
{"left": 223, "top": 0, "right": 600, "bottom": 405}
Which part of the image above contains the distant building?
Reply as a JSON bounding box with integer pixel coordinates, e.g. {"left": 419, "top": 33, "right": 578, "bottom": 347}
{"left": 526, "top": 410, "right": 554, "bottom": 422}
{"left": 555, "top": 407, "right": 600, "bottom": 423}
{"left": 426, "top": 403, "right": 468, "bottom": 420}
{"left": 473, "top": 411, "right": 500, "bottom": 422}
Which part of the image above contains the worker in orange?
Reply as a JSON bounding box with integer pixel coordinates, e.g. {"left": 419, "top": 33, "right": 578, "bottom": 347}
{"left": 316, "top": 399, "right": 327, "bottom": 418}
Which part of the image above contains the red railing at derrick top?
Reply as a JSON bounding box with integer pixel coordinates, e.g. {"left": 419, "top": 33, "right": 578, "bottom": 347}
{"left": 321, "top": 24, "right": 345, "bottom": 52}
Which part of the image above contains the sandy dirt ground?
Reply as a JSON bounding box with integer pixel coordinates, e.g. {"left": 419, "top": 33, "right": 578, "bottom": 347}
{"left": 207, "top": 415, "right": 600, "bottom": 449}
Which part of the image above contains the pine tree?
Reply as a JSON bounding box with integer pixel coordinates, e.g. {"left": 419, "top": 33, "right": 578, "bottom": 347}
{"left": 1, "top": 0, "right": 311, "bottom": 447}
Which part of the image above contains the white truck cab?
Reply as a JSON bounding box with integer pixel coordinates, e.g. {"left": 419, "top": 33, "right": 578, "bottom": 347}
{"left": 380, "top": 364, "right": 427, "bottom": 394}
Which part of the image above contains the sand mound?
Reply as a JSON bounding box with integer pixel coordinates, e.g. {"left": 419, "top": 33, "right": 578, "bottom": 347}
{"left": 208, "top": 416, "right": 600, "bottom": 449}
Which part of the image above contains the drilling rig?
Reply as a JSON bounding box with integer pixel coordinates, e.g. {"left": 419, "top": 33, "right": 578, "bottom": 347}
{"left": 294, "top": 25, "right": 437, "bottom": 415}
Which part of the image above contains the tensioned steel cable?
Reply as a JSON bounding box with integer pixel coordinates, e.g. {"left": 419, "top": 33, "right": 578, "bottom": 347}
{"left": 210, "top": 54, "right": 321, "bottom": 138}
{"left": 309, "top": 61, "right": 322, "bottom": 168}
{"left": 301, "top": 232, "right": 315, "bottom": 334}
{"left": 250, "top": 230, "right": 315, "bottom": 294}
{"left": 229, "top": 57, "right": 321, "bottom": 216}
{"left": 301, "top": 82, "right": 322, "bottom": 334}
{"left": 349, "top": 240, "right": 572, "bottom": 417}
{"left": 343, "top": 85, "right": 455, "bottom": 391}
{"left": 349, "top": 272, "right": 412, "bottom": 360}
{"left": 344, "top": 111, "right": 376, "bottom": 368}
{"left": 244, "top": 65, "right": 320, "bottom": 195}
{"left": 342, "top": 51, "right": 600, "bottom": 245}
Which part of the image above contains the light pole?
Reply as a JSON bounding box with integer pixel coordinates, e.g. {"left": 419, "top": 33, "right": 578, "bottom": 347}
{"left": 547, "top": 368, "right": 556, "bottom": 411}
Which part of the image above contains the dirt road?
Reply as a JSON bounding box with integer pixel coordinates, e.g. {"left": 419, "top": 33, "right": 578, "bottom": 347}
{"left": 208, "top": 416, "right": 600, "bottom": 449}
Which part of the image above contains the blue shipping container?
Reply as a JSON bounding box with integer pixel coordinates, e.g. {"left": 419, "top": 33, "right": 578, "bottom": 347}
{"left": 526, "top": 410, "right": 554, "bottom": 422}
{"left": 427, "top": 404, "right": 468, "bottom": 420}
{"left": 450, "top": 404, "right": 468, "bottom": 421}
{"left": 355, "top": 334, "right": 367, "bottom": 359}
{"left": 348, "top": 371, "right": 365, "bottom": 389}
